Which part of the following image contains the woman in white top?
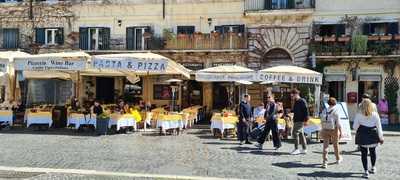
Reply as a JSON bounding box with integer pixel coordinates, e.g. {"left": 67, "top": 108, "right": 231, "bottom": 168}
{"left": 320, "top": 97, "right": 342, "bottom": 168}
{"left": 353, "top": 99, "right": 384, "bottom": 178}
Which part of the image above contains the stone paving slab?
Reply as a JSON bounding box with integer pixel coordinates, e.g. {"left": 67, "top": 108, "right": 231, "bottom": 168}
{"left": 0, "top": 128, "right": 399, "bottom": 180}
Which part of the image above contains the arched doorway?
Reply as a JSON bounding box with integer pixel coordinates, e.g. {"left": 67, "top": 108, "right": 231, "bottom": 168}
{"left": 261, "top": 48, "right": 293, "bottom": 108}
{"left": 262, "top": 48, "right": 293, "bottom": 69}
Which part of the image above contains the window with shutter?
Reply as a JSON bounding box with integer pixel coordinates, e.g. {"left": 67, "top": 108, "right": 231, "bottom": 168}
{"left": 126, "top": 26, "right": 150, "bottom": 50}
{"left": 177, "top": 26, "right": 195, "bottom": 34}
{"left": 362, "top": 24, "right": 371, "bottom": 35}
{"left": 56, "top": 28, "right": 64, "bottom": 45}
{"left": 2, "top": 28, "right": 19, "bottom": 49}
{"left": 35, "top": 28, "right": 45, "bottom": 45}
{"left": 388, "top": 22, "right": 399, "bottom": 35}
{"left": 79, "top": 27, "right": 89, "bottom": 50}
{"left": 265, "top": 0, "right": 272, "bottom": 10}
{"left": 336, "top": 24, "right": 346, "bottom": 36}
{"left": 99, "top": 27, "right": 110, "bottom": 50}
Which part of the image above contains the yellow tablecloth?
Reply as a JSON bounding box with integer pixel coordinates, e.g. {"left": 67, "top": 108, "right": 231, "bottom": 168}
{"left": 28, "top": 112, "right": 52, "bottom": 117}
{"left": 211, "top": 115, "right": 239, "bottom": 124}
{"left": 308, "top": 118, "right": 321, "bottom": 125}
{"left": 0, "top": 110, "right": 13, "bottom": 116}
{"left": 158, "top": 114, "right": 183, "bottom": 121}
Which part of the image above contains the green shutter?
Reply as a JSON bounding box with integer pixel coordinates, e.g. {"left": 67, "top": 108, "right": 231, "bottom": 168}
{"left": 79, "top": 27, "right": 88, "bottom": 50}
{"left": 126, "top": 27, "right": 134, "bottom": 50}
{"left": 35, "top": 28, "right": 45, "bottom": 45}
{"left": 56, "top": 28, "right": 64, "bottom": 45}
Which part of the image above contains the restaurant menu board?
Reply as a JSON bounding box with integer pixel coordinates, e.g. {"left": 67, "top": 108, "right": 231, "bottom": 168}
{"left": 153, "top": 85, "right": 178, "bottom": 100}
{"left": 56, "top": 81, "right": 73, "bottom": 105}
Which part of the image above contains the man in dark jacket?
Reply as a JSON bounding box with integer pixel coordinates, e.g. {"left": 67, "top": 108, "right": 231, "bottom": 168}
{"left": 255, "top": 94, "right": 282, "bottom": 150}
{"left": 238, "top": 94, "right": 252, "bottom": 145}
{"left": 290, "top": 88, "right": 309, "bottom": 155}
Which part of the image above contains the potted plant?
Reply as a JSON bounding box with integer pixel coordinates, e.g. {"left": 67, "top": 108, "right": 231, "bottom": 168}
{"left": 323, "top": 35, "right": 336, "bottom": 42}
{"left": 338, "top": 35, "right": 351, "bottom": 42}
{"left": 351, "top": 34, "right": 368, "bottom": 55}
{"left": 314, "top": 35, "right": 323, "bottom": 42}
{"left": 384, "top": 75, "right": 399, "bottom": 124}
{"left": 395, "top": 34, "right": 400, "bottom": 40}
{"left": 96, "top": 112, "right": 110, "bottom": 135}
{"left": 368, "top": 34, "right": 380, "bottom": 41}
{"left": 380, "top": 34, "right": 393, "bottom": 41}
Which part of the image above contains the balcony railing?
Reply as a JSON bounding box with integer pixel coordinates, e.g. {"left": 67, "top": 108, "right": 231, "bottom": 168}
{"left": 245, "top": 0, "right": 315, "bottom": 11}
{"left": 162, "top": 33, "right": 247, "bottom": 50}
{"left": 310, "top": 34, "right": 400, "bottom": 56}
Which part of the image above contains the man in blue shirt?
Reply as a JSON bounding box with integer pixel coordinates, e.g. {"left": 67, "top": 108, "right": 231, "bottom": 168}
{"left": 238, "top": 94, "right": 252, "bottom": 145}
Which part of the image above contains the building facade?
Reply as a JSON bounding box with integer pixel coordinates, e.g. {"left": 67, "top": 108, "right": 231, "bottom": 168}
{"left": 312, "top": 0, "right": 400, "bottom": 123}
{"left": 1, "top": 0, "right": 399, "bottom": 122}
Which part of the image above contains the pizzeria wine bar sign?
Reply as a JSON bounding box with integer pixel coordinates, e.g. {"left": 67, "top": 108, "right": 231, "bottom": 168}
{"left": 14, "top": 57, "right": 86, "bottom": 71}
{"left": 258, "top": 72, "right": 322, "bottom": 85}
{"left": 92, "top": 57, "right": 168, "bottom": 72}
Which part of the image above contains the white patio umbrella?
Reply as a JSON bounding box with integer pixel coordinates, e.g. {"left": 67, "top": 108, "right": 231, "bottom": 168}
{"left": 196, "top": 65, "right": 256, "bottom": 108}
{"left": 257, "top": 65, "right": 323, "bottom": 116}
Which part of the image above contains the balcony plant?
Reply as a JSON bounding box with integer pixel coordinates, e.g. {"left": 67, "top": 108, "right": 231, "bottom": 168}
{"left": 351, "top": 34, "right": 368, "bottom": 55}
{"left": 395, "top": 34, "right": 400, "bottom": 40}
{"left": 323, "top": 35, "right": 336, "bottom": 42}
{"left": 368, "top": 34, "right": 380, "bottom": 41}
{"left": 338, "top": 35, "right": 351, "bottom": 42}
{"left": 384, "top": 74, "right": 399, "bottom": 124}
{"left": 380, "top": 34, "right": 393, "bottom": 41}
{"left": 314, "top": 35, "right": 323, "bottom": 42}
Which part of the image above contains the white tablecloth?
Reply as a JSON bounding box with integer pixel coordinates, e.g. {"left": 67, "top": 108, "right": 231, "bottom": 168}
{"left": 0, "top": 110, "right": 13, "bottom": 126}
{"left": 210, "top": 120, "right": 236, "bottom": 135}
{"left": 157, "top": 120, "right": 184, "bottom": 130}
{"left": 26, "top": 112, "right": 53, "bottom": 128}
{"left": 304, "top": 125, "right": 322, "bottom": 135}
{"left": 67, "top": 114, "right": 97, "bottom": 129}
{"left": 109, "top": 114, "right": 137, "bottom": 131}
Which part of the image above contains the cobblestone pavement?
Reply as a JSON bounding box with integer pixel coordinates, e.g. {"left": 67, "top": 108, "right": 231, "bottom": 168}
{"left": 0, "top": 127, "right": 399, "bottom": 180}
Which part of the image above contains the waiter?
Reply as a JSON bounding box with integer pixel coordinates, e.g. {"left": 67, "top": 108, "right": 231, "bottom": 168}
{"left": 238, "top": 94, "right": 252, "bottom": 145}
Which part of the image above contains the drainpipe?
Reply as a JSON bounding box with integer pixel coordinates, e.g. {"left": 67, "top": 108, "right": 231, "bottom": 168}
{"left": 162, "top": 0, "right": 165, "bottom": 20}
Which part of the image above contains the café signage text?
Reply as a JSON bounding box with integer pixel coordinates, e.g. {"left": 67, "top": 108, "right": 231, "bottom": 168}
{"left": 14, "top": 57, "right": 86, "bottom": 71}
{"left": 92, "top": 57, "right": 167, "bottom": 72}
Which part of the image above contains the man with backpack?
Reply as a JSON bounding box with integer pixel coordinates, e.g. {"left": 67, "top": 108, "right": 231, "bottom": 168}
{"left": 321, "top": 97, "right": 343, "bottom": 168}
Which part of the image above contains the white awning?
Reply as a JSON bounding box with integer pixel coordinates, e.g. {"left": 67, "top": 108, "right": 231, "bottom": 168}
{"left": 195, "top": 65, "right": 255, "bottom": 82}
{"left": 257, "top": 65, "right": 323, "bottom": 85}
{"left": 91, "top": 53, "right": 191, "bottom": 78}
{"left": 14, "top": 51, "right": 89, "bottom": 71}
{"left": 359, "top": 75, "right": 381, "bottom": 82}
{"left": 0, "top": 51, "right": 30, "bottom": 72}
{"left": 325, "top": 75, "right": 346, "bottom": 82}
{"left": 23, "top": 71, "right": 71, "bottom": 80}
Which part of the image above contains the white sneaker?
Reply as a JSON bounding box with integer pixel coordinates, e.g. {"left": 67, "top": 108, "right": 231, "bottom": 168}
{"left": 290, "top": 149, "right": 301, "bottom": 155}
{"left": 255, "top": 143, "right": 263, "bottom": 150}
{"left": 363, "top": 171, "right": 369, "bottom": 178}
{"left": 336, "top": 158, "right": 343, "bottom": 164}
{"left": 322, "top": 162, "right": 328, "bottom": 169}
{"left": 370, "top": 167, "right": 376, "bottom": 174}
{"left": 300, "top": 149, "right": 307, "bottom": 154}
{"left": 239, "top": 141, "right": 244, "bottom": 145}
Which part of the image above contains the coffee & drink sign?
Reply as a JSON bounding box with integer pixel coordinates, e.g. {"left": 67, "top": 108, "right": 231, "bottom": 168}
{"left": 92, "top": 57, "right": 168, "bottom": 72}
{"left": 258, "top": 73, "right": 322, "bottom": 85}
{"left": 14, "top": 57, "right": 86, "bottom": 71}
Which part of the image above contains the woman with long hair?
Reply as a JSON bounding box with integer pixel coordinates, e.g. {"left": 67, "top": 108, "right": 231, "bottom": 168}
{"left": 353, "top": 99, "right": 384, "bottom": 178}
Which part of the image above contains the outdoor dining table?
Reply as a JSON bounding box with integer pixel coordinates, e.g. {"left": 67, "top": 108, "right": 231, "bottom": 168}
{"left": 210, "top": 114, "right": 239, "bottom": 135}
{"left": 67, "top": 113, "right": 97, "bottom": 129}
{"left": 303, "top": 118, "right": 322, "bottom": 136}
{"left": 157, "top": 113, "right": 184, "bottom": 133}
{"left": 0, "top": 110, "right": 13, "bottom": 126}
{"left": 109, "top": 113, "right": 137, "bottom": 131}
{"left": 25, "top": 111, "right": 53, "bottom": 128}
